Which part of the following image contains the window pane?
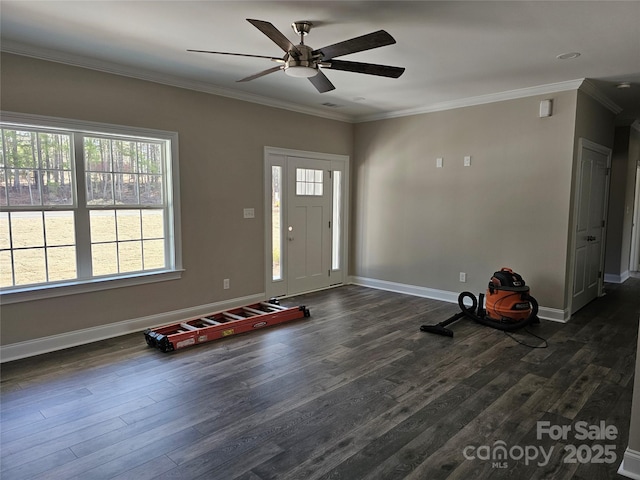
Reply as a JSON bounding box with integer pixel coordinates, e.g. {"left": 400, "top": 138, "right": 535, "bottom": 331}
{"left": 0, "top": 212, "right": 10, "bottom": 250}
{"left": 0, "top": 170, "right": 7, "bottom": 206}
{"left": 47, "top": 246, "right": 77, "bottom": 281}
{"left": 90, "top": 210, "right": 117, "bottom": 243}
{"left": 141, "top": 210, "right": 164, "bottom": 239}
{"left": 138, "top": 142, "right": 163, "bottom": 175}
{"left": 332, "top": 171, "right": 342, "bottom": 270}
{"left": 4, "top": 130, "right": 37, "bottom": 168}
{"left": 139, "top": 175, "right": 163, "bottom": 205}
{"left": 42, "top": 170, "right": 73, "bottom": 205}
{"left": 86, "top": 172, "right": 114, "bottom": 205}
{"left": 119, "top": 240, "right": 142, "bottom": 273}
{"left": 92, "top": 242, "right": 118, "bottom": 276}
{"left": 143, "top": 239, "right": 165, "bottom": 269}
{"left": 45, "top": 211, "right": 75, "bottom": 246}
{"left": 295, "top": 168, "right": 323, "bottom": 197}
{"left": 11, "top": 212, "right": 44, "bottom": 248}
{"left": 7, "top": 169, "right": 41, "bottom": 206}
{"left": 114, "top": 173, "right": 139, "bottom": 204}
{"left": 116, "top": 210, "right": 141, "bottom": 241}
{"left": 14, "top": 248, "right": 46, "bottom": 285}
{"left": 84, "top": 137, "right": 113, "bottom": 172}
{"left": 38, "top": 132, "right": 72, "bottom": 170}
{"left": 0, "top": 250, "right": 12, "bottom": 287}
{"left": 271, "top": 166, "right": 282, "bottom": 281}
{"left": 112, "top": 140, "right": 135, "bottom": 173}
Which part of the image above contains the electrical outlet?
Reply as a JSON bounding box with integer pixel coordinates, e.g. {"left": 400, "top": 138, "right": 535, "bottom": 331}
{"left": 223, "top": 278, "right": 230, "bottom": 289}
{"left": 243, "top": 208, "right": 255, "bottom": 219}
{"left": 464, "top": 156, "right": 471, "bottom": 167}
{"left": 459, "top": 272, "right": 467, "bottom": 282}
{"left": 436, "top": 157, "right": 443, "bottom": 168}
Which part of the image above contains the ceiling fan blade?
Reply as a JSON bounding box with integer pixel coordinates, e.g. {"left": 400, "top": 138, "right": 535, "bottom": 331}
{"left": 187, "top": 49, "right": 281, "bottom": 61}
{"left": 312, "top": 30, "right": 396, "bottom": 60}
{"left": 237, "top": 65, "right": 283, "bottom": 82}
{"left": 322, "top": 60, "right": 405, "bottom": 78}
{"left": 247, "top": 19, "right": 301, "bottom": 57}
{"left": 308, "top": 70, "right": 335, "bottom": 93}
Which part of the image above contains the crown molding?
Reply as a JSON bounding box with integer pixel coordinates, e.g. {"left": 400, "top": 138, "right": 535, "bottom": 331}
{"left": 579, "top": 79, "right": 623, "bottom": 114}
{"left": 353, "top": 79, "right": 586, "bottom": 123}
{"left": 1, "top": 41, "right": 353, "bottom": 123}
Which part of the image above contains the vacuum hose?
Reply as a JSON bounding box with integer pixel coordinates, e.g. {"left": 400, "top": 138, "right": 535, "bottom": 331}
{"left": 420, "top": 291, "right": 539, "bottom": 337}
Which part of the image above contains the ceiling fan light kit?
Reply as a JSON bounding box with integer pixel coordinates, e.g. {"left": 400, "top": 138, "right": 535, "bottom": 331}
{"left": 188, "top": 18, "right": 405, "bottom": 93}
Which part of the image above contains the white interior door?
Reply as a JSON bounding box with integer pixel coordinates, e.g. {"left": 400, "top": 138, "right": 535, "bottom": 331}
{"left": 571, "top": 140, "right": 611, "bottom": 314}
{"left": 286, "top": 157, "right": 332, "bottom": 295}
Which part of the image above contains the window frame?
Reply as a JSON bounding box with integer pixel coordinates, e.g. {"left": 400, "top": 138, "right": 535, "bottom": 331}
{"left": 0, "top": 111, "right": 183, "bottom": 305}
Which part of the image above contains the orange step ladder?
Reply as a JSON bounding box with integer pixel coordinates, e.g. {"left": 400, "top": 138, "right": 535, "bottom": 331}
{"left": 144, "top": 300, "right": 310, "bottom": 352}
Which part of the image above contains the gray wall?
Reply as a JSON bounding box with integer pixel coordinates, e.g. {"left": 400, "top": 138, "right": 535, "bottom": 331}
{"left": 352, "top": 92, "right": 579, "bottom": 311}
{"left": 0, "top": 53, "right": 354, "bottom": 345}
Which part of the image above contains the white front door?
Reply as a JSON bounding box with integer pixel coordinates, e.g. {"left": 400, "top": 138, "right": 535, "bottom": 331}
{"left": 264, "top": 147, "right": 348, "bottom": 299}
{"left": 571, "top": 139, "right": 611, "bottom": 314}
{"left": 286, "top": 157, "right": 332, "bottom": 295}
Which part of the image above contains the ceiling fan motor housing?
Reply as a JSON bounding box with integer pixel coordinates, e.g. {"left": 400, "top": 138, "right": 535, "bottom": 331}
{"left": 285, "top": 44, "right": 318, "bottom": 76}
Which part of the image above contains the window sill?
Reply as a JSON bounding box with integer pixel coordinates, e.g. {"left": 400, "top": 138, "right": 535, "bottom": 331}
{"left": 0, "top": 270, "right": 185, "bottom": 305}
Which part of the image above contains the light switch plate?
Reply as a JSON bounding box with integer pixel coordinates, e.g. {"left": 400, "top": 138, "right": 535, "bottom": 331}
{"left": 464, "top": 156, "right": 471, "bottom": 167}
{"left": 243, "top": 208, "right": 255, "bottom": 218}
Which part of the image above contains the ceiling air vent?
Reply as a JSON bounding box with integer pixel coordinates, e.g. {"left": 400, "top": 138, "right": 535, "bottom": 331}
{"left": 321, "top": 102, "right": 342, "bottom": 108}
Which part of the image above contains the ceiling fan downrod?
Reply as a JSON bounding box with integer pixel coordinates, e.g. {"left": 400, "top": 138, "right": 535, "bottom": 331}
{"left": 291, "top": 21, "right": 313, "bottom": 45}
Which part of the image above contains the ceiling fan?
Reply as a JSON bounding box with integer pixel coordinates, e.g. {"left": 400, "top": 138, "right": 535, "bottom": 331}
{"left": 188, "top": 19, "right": 405, "bottom": 93}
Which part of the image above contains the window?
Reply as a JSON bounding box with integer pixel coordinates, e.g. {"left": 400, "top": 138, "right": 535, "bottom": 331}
{"left": 332, "top": 170, "right": 342, "bottom": 271}
{"left": 0, "top": 113, "right": 181, "bottom": 303}
{"left": 295, "top": 168, "right": 323, "bottom": 196}
{"left": 271, "top": 165, "right": 282, "bottom": 281}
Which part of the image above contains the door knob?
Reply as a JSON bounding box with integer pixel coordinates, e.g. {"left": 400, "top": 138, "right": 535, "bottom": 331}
{"left": 586, "top": 235, "right": 596, "bottom": 241}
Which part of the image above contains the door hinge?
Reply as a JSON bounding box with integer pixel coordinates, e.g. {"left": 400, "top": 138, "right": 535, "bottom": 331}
{"left": 328, "top": 269, "right": 331, "bottom": 277}
{"left": 328, "top": 220, "right": 331, "bottom": 229}
{"left": 602, "top": 219, "right": 605, "bottom": 227}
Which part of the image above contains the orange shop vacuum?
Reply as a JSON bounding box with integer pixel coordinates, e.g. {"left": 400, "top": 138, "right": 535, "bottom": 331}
{"left": 420, "top": 268, "right": 539, "bottom": 337}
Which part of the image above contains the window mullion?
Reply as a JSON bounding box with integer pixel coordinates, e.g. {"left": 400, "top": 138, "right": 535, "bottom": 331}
{"left": 73, "top": 134, "right": 92, "bottom": 279}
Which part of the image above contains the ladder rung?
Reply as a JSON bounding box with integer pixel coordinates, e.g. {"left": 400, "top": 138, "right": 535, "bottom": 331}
{"left": 223, "top": 312, "right": 245, "bottom": 321}
{"left": 243, "top": 306, "right": 265, "bottom": 316}
{"left": 180, "top": 323, "right": 199, "bottom": 331}
{"left": 260, "top": 302, "right": 287, "bottom": 311}
{"left": 201, "top": 317, "right": 222, "bottom": 325}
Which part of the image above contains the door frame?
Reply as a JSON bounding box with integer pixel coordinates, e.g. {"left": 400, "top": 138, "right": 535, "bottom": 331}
{"left": 263, "top": 146, "right": 349, "bottom": 299}
{"left": 567, "top": 138, "right": 612, "bottom": 315}
{"left": 630, "top": 164, "right": 640, "bottom": 273}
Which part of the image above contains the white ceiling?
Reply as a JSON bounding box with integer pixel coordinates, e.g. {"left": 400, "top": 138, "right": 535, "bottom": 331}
{"left": 1, "top": 1, "right": 639, "bottom": 123}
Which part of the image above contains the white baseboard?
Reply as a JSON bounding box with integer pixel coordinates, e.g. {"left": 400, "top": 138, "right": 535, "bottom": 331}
{"left": 605, "top": 271, "right": 630, "bottom": 284}
{"left": 0, "top": 293, "right": 265, "bottom": 363}
{"left": 349, "top": 276, "right": 568, "bottom": 323}
{"left": 619, "top": 448, "right": 640, "bottom": 479}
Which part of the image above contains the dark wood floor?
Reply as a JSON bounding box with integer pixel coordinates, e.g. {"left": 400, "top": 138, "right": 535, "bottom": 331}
{"left": 1, "top": 279, "right": 639, "bottom": 480}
